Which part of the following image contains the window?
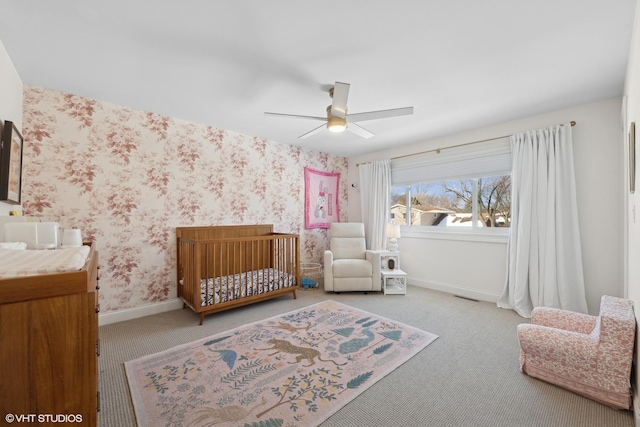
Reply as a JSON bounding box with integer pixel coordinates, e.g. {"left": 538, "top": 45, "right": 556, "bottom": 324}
{"left": 391, "top": 175, "right": 511, "bottom": 228}
{"left": 390, "top": 138, "right": 511, "bottom": 232}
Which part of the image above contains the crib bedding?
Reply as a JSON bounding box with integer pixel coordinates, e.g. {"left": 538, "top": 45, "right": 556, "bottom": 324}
{"left": 0, "top": 246, "right": 91, "bottom": 278}
{"left": 198, "top": 268, "right": 296, "bottom": 305}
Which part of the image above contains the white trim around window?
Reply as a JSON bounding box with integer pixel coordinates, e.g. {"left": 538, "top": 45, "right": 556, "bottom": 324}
{"left": 400, "top": 225, "right": 509, "bottom": 244}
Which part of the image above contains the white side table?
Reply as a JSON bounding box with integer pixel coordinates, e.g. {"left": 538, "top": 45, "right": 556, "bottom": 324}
{"left": 381, "top": 269, "right": 407, "bottom": 295}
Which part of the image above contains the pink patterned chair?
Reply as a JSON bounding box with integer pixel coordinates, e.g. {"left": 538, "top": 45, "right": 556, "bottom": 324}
{"left": 517, "top": 295, "right": 635, "bottom": 409}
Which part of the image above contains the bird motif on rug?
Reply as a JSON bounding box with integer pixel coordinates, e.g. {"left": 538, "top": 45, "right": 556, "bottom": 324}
{"left": 203, "top": 336, "right": 237, "bottom": 369}
{"left": 188, "top": 396, "right": 267, "bottom": 426}
{"left": 207, "top": 349, "right": 237, "bottom": 369}
{"left": 339, "top": 329, "right": 375, "bottom": 354}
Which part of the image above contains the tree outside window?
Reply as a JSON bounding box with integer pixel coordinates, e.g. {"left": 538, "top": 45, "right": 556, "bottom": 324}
{"left": 391, "top": 175, "right": 511, "bottom": 228}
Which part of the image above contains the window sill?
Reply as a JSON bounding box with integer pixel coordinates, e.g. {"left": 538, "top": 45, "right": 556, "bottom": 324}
{"left": 400, "top": 227, "right": 509, "bottom": 244}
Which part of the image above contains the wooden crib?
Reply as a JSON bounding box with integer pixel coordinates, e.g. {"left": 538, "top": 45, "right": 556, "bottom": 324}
{"left": 176, "top": 225, "right": 299, "bottom": 324}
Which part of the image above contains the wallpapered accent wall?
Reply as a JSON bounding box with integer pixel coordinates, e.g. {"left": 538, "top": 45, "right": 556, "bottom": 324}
{"left": 21, "top": 85, "right": 349, "bottom": 313}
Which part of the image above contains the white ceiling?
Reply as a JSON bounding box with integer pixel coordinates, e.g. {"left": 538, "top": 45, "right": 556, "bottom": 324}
{"left": 0, "top": 1, "right": 636, "bottom": 157}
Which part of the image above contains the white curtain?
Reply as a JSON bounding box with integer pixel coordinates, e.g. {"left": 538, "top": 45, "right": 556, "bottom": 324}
{"left": 497, "top": 124, "right": 588, "bottom": 318}
{"left": 359, "top": 159, "right": 391, "bottom": 250}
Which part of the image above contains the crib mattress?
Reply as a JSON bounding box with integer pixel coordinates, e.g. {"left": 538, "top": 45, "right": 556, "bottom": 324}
{"left": 0, "top": 246, "right": 91, "bottom": 278}
{"left": 198, "top": 268, "right": 296, "bottom": 305}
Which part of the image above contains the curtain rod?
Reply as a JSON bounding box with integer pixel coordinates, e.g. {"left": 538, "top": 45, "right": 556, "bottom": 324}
{"left": 357, "top": 120, "right": 576, "bottom": 166}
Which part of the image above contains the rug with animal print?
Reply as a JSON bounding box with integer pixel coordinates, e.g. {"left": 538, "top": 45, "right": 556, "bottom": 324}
{"left": 124, "top": 300, "right": 439, "bottom": 427}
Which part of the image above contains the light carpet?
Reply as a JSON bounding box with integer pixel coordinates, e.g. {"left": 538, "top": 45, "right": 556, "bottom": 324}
{"left": 124, "top": 300, "right": 438, "bottom": 427}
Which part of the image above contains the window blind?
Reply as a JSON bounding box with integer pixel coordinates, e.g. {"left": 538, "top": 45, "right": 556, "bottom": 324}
{"left": 391, "top": 137, "right": 512, "bottom": 186}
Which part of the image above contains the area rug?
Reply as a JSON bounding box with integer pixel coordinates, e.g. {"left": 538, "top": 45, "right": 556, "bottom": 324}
{"left": 125, "top": 300, "right": 438, "bottom": 427}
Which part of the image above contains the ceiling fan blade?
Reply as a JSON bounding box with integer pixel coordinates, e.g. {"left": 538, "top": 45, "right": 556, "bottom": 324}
{"left": 331, "top": 82, "right": 350, "bottom": 118}
{"left": 299, "top": 123, "right": 326, "bottom": 139}
{"left": 347, "top": 106, "right": 414, "bottom": 123}
{"left": 347, "top": 122, "right": 374, "bottom": 139}
{"left": 265, "top": 112, "right": 327, "bottom": 121}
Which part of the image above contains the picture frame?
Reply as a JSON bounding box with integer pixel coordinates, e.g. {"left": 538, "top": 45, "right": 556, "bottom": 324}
{"left": 630, "top": 121, "right": 636, "bottom": 194}
{"left": 304, "top": 167, "right": 340, "bottom": 229}
{"left": 0, "top": 120, "right": 24, "bottom": 204}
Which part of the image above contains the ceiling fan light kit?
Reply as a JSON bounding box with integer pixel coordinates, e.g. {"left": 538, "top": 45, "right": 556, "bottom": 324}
{"left": 327, "top": 115, "right": 347, "bottom": 132}
{"left": 265, "top": 81, "right": 414, "bottom": 139}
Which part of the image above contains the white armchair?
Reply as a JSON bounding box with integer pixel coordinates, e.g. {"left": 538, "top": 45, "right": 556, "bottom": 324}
{"left": 323, "top": 223, "right": 381, "bottom": 292}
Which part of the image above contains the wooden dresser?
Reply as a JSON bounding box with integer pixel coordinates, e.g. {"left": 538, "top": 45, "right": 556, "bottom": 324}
{"left": 0, "top": 244, "right": 99, "bottom": 426}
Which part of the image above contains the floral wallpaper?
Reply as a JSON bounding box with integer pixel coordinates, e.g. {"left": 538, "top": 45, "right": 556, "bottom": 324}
{"left": 21, "top": 85, "right": 349, "bottom": 313}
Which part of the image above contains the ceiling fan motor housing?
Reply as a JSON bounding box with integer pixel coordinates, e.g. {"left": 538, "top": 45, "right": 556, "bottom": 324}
{"left": 326, "top": 106, "right": 347, "bottom": 132}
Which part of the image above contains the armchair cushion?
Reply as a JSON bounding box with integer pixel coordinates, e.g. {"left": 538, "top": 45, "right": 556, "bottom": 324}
{"left": 517, "top": 295, "right": 635, "bottom": 409}
{"left": 333, "top": 259, "right": 372, "bottom": 277}
{"left": 330, "top": 222, "right": 367, "bottom": 260}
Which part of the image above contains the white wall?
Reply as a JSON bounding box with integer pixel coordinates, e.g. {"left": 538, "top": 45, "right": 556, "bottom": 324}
{"left": 0, "top": 39, "right": 23, "bottom": 216}
{"left": 622, "top": 0, "right": 640, "bottom": 419}
{"left": 349, "top": 97, "right": 624, "bottom": 314}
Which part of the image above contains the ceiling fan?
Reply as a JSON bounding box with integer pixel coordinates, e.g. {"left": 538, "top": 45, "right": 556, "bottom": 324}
{"left": 264, "top": 82, "right": 413, "bottom": 139}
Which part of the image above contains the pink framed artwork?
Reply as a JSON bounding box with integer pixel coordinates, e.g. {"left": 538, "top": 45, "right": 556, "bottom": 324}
{"left": 304, "top": 167, "right": 340, "bottom": 229}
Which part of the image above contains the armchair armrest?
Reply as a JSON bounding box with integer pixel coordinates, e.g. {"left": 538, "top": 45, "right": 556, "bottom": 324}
{"left": 323, "top": 250, "right": 334, "bottom": 291}
{"left": 531, "top": 307, "right": 597, "bottom": 334}
{"left": 517, "top": 324, "right": 598, "bottom": 365}
{"left": 365, "top": 250, "right": 381, "bottom": 291}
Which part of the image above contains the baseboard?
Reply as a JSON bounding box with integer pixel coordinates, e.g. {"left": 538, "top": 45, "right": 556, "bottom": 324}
{"left": 98, "top": 298, "right": 183, "bottom": 326}
{"left": 408, "top": 277, "right": 501, "bottom": 304}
